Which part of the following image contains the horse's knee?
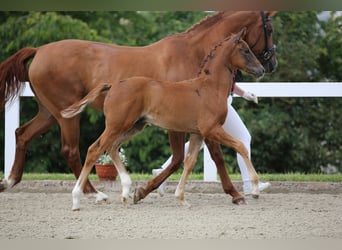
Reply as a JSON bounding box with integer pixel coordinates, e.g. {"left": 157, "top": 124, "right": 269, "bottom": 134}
{"left": 237, "top": 142, "right": 249, "bottom": 159}
{"left": 61, "top": 145, "right": 79, "bottom": 163}
{"left": 15, "top": 127, "right": 29, "bottom": 150}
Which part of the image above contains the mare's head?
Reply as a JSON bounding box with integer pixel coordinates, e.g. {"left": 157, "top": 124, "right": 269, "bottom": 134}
{"left": 224, "top": 28, "right": 265, "bottom": 79}
{"left": 241, "top": 11, "right": 278, "bottom": 73}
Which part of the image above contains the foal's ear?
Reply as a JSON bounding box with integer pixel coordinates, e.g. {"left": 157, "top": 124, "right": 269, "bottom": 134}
{"left": 265, "top": 11, "right": 277, "bottom": 17}
{"left": 234, "top": 27, "right": 247, "bottom": 44}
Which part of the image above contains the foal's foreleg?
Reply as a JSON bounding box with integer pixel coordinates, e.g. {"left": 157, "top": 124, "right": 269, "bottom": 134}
{"left": 175, "top": 134, "right": 203, "bottom": 204}
{"left": 204, "top": 127, "right": 259, "bottom": 198}
{"left": 204, "top": 139, "right": 246, "bottom": 205}
{"left": 134, "top": 131, "right": 186, "bottom": 203}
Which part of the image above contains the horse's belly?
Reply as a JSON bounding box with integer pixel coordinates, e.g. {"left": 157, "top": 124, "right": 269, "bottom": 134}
{"left": 146, "top": 114, "right": 199, "bottom": 133}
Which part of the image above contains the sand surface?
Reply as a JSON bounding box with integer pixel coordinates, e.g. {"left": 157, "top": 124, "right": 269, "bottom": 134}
{"left": 0, "top": 180, "right": 341, "bottom": 239}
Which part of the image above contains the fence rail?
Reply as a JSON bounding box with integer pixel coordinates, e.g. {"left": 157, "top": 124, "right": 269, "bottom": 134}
{"left": 4, "top": 82, "right": 342, "bottom": 180}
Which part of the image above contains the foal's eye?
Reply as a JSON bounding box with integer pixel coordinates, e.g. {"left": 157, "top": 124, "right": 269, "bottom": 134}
{"left": 244, "top": 49, "right": 250, "bottom": 54}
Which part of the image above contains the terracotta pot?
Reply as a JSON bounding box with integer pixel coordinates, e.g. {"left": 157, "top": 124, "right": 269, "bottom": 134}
{"left": 95, "top": 164, "right": 118, "bottom": 181}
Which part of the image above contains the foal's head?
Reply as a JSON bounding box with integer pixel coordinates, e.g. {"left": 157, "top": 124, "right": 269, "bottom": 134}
{"left": 224, "top": 28, "right": 265, "bottom": 79}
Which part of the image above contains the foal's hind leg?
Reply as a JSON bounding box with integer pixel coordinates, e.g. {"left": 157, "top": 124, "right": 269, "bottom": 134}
{"left": 71, "top": 131, "right": 116, "bottom": 211}
{"left": 0, "top": 104, "right": 56, "bottom": 191}
{"left": 134, "top": 131, "right": 186, "bottom": 203}
{"left": 106, "top": 121, "right": 147, "bottom": 203}
{"left": 205, "top": 140, "right": 246, "bottom": 205}
{"left": 204, "top": 126, "right": 259, "bottom": 198}
{"left": 175, "top": 134, "right": 203, "bottom": 204}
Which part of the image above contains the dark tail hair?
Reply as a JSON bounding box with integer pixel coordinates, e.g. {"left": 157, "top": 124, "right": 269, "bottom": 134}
{"left": 0, "top": 47, "right": 37, "bottom": 112}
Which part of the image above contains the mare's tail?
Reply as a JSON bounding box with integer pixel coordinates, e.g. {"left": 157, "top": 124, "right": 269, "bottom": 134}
{"left": 61, "top": 83, "right": 111, "bottom": 118}
{"left": 0, "top": 47, "right": 37, "bottom": 112}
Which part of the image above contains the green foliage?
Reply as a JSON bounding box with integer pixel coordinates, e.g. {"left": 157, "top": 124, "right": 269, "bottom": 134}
{"left": 318, "top": 12, "right": 342, "bottom": 81}
{"left": 122, "top": 126, "right": 171, "bottom": 173}
{"left": 0, "top": 12, "right": 108, "bottom": 61}
{"left": 234, "top": 97, "right": 342, "bottom": 173}
{"left": 0, "top": 11, "right": 341, "bottom": 175}
{"left": 260, "top": 11, "right": 321, "bottom": 82}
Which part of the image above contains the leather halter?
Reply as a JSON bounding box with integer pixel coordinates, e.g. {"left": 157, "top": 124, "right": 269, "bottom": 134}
{"left": 250, "top": 11, "right": 276, "bottom": 63}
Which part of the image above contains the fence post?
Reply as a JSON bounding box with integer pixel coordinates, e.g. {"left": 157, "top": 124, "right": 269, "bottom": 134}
{"left": 4, "top": 100, "right": 20, "bottom": 180}
{"left": 4, "top": 84, "right": 34, "bottom": 180}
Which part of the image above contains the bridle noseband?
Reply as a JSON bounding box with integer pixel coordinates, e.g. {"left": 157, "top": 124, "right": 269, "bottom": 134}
{"left": 250, "top": 11, "right": 276, "bottom": 63}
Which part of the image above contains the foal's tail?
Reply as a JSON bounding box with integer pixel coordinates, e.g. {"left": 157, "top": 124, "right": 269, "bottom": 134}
{"left": 0, "top": 47, "right": 37, "bottom": 112}
{"left": 61, "top": 83, "right": 112, "bottom": 118}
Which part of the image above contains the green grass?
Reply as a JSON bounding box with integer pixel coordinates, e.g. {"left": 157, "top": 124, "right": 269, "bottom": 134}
{"left": 0, "top": 172, "right": 341, "bottom": 182}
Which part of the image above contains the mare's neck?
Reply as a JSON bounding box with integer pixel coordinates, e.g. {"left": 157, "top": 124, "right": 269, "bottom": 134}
{"left": 182, "top": 11, "right": 258, "bottom": 55}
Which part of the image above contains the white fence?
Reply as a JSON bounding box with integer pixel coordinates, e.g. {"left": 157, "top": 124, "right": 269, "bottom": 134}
{"left": 4, "top": 82, "right": 342, "bottom": 180}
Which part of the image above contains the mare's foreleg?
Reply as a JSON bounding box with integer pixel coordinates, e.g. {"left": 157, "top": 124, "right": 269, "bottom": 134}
{"left": 204, "top": 140, "right": 246, "bottom": 205}
{"left": 0, "top": 105, "right": 56, "bottom": 192}
{"left": 175, "top": 134, "right": 203, "bottom": 204}
{"left": 204, "top": 126, "right": 259, "bottom": 198}
{"left": 134, "top": 131, "right": 186, "bottom": 203}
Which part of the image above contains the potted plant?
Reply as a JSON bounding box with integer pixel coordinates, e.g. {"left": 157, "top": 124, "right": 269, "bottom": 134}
{"left": 95, "top": 152, "right": 118, "bottom": 181}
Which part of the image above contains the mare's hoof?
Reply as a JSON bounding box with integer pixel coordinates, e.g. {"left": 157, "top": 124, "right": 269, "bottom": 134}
{"left": 133, "top": 187, "right": 145, "bottom": 204}
{"left": 232, "top": 197, "right": 247, "bottom": 205}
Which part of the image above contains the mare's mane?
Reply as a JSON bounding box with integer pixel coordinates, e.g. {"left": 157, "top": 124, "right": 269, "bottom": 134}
{"left": 184, "top": 11, "right": 224, "bottom": 34}
{"left": 163, "top": 11, "right": 236, "bottom": 40}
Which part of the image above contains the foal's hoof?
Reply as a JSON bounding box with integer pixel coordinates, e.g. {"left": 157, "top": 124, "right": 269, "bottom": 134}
{"left": 232, "top": 197, "right": 247, "bottom": 205}
{"left": 121, "top": 196, "right": 128, "bottom": 204}
{"left": 133, "top": 187, "right": 145, "bottom": 204}
{"left": 95, "top": 191, "right": 109, "bottom": 203}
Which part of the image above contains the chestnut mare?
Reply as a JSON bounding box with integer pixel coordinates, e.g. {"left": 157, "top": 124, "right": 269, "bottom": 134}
{"left": 0, "top": 11, "right": 277, "bottom": 203}
{"left": 62, "top": 28, "right": 265, "bottom": 210}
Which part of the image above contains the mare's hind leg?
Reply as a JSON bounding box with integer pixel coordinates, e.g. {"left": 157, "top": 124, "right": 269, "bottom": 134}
{"left": 205, "top": 140, "right": 246, "bottom": 205}
{"left": 0, "top": 104, "right": 56, "bottom": 192}
{"left": 175, "top": 134, "right": 203, "bottom": 204}
{"left": 134, "top": 131, "right": 186, "bottom": 203}
{"left": 204, "top": 126, "right": 259, "bottom": 198}
{"left": 58, "top": 116, "right": 99, "bottom": 194}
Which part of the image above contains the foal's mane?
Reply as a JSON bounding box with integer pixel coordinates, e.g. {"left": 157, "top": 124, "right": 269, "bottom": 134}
{"left": 197, "top": 36, "right": 232, "bottom": 76}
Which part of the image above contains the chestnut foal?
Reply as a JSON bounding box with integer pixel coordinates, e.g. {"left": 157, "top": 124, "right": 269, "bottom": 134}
{"left": 61, "top": 28, "right": 265, "bottom": 211}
